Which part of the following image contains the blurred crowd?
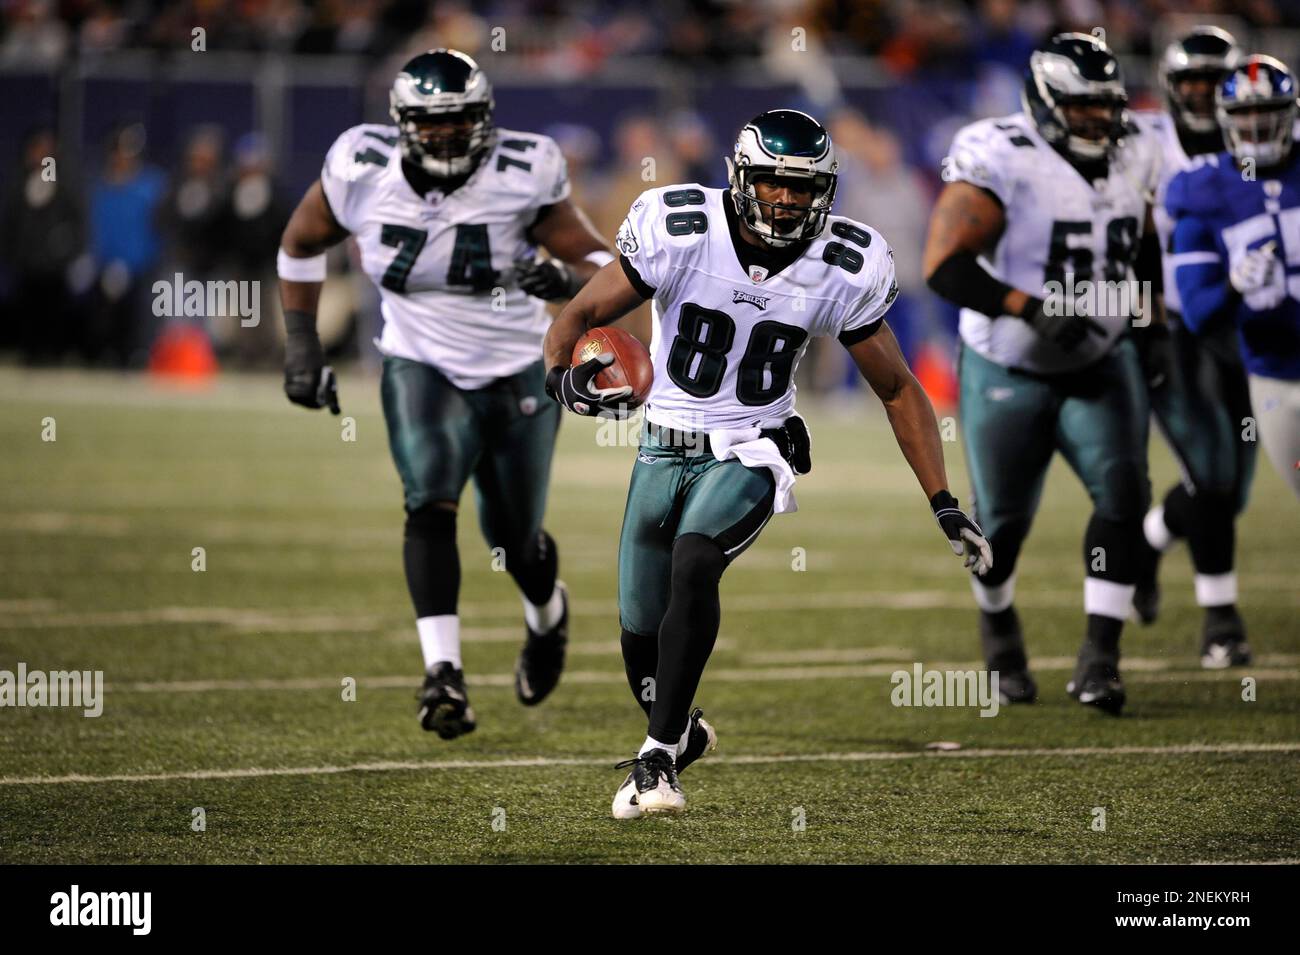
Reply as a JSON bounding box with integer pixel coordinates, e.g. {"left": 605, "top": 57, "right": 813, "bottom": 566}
{"left": 0, "top": 0, "right": 1295, "bottom": 69}
{"left": 1, "top": 0, "right": 1295, "bottom": 391}
{"left": 1, "top": 122, "right": 286, "bottom": 367}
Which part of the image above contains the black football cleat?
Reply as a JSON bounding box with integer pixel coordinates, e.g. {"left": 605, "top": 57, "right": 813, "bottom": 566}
{"left": 980, "top": 607, "right": 1037, "bottom": 703}
{"left": 613, "top": 710, "right": 716, "bottom": 819}
{"left": 1201, "top": 607, "right": 1252, "bottom": 669}
{"left": 1067, "top": 657, "right": 1126, "bottom": 716}
{"left": 675, "top": 708, "right": 718, "bottom": 773}
{"left": 417, "top": 662, "right": 477, "bottom": 739}
{"left": 515, "top": 582, "right": 568, "bottom": 706}
{"left": 1132, "top": 541, "right": 1162, "bottom": 625}
{"left": 995, "top": 670, "right": 1038, "bottom": 705}
{"left": 612, "top": 748, "right": 685, "bottom": 819}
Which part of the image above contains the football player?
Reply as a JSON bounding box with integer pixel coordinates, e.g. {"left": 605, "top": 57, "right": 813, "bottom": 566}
{"left": 276, "top": 50, "right": 614, "bottom": 738}
{"left": 1133, "top": 27, "right": 1255, "bottom": 668}
{"left": 1168, "top": 55, "right": 1300, "bottom": 505}
{"left": 924, "top": 33, "right": 1166, "bottom": 714}
{"left": 543, "top": 109, "right": 991, "bottom": 817}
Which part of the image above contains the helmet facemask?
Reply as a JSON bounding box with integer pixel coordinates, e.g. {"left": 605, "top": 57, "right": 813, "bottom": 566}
{"left": 391, "top": 101, "right": 494, "bottom": 178}
{"left": 1219, "top": 100, "right": 1297, "bottom": 167}
{"left": 727, "top": 159, "right": 837, "bottom": 247}
{"left": 1166, "top": 69, "right": 1230, "bottom": 134}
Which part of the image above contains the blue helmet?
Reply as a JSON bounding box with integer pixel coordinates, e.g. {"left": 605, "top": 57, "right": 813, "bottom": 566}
{"left": 1216, "top": 55, "right": 1299, "bottom": 167}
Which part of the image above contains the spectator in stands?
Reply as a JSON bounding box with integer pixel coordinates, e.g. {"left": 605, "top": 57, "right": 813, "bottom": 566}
{"left": 1, "top": 126, "right": 84, "bottom": 364}
{"left": 86, "top": 121, "right": 166, "bottom": 367}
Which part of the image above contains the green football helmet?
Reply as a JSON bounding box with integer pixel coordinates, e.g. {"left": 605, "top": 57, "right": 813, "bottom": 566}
{"left": 726, "top": 109, "right": 838, "bottom": 247}
{"left": 389, "top": 49, "right": 495, "bottom": 177}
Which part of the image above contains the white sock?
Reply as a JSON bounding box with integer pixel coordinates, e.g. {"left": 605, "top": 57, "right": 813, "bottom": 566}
{"left": 1083, "top": 577, "right": 1136, "bottom": 620}
{"left": 1194, "top": 572, "right": 1238, "bottom": 608}
{"left": 417, "top": 615, "right": 461, "bottom": 670}
{"left": 1143, "top": 505, "right": 1174, "bottom": 552}
{"left": 523, "top": 583, "right": 565, "bottom": 634}
{"left": 639, "top": 736, "right": 677, "bottom": 760}
{"left": 676, "top": 725, "right": 691, "bottom": 757}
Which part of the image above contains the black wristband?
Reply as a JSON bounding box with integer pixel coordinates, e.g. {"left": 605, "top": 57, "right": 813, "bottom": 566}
{"left": 929, "top": 489, "right": 959, "bottom": 513}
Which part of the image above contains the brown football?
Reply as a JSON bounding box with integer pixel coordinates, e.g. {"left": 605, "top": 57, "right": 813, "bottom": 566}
{"left": 571, "top": 326, "right": 653, "bottom": 408}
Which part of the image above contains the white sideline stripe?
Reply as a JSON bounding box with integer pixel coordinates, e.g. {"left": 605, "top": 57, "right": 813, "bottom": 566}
{"left": 4, "top": 742, "right": 1296, "bottom": 788}
{"left": 107, "top": 660, "right": 1300, "bottom": 694}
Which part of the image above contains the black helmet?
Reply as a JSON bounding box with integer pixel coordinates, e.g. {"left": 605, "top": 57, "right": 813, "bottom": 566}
{"left": 389, "top": 49, "right": 494, "bottom": 177}
{"left": 1023, "top": 33, "right": 1128, "bottom": 161}
{"left": 1160, "top": 26, "right": 1241, "bottom": 134}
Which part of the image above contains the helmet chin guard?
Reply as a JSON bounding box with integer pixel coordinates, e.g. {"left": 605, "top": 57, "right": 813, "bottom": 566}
{"left": 389, "top": 48, "right": 495, "bottom": 178}
{"left": 727, "top": 109, "right": 838, "bottom": 247}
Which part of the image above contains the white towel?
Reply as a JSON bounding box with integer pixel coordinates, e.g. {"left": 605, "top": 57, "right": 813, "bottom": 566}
{"left": 709, "top": 426, "right": 799, "bottom": 515}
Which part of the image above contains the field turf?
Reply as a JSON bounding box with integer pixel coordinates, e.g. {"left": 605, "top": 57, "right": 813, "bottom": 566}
{"left": 0, "top": 366, "right": 1296, "bottom": 863}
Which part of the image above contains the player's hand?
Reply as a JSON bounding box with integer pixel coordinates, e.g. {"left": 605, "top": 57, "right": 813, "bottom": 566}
{"left": 284, "top": 312, "right": 341, "bottom": 414}
{"left": 1022, "top": 297, "right": 1107, "bottom": 352}
{"left": 930, "top": 490, "right": 993, "bottom": 576}
{"left": 515, "top": 259, "right": 575, "bottom": 301}
{"left": 1136, "top": 322, "right": 1174, "bottom": 391}
{"left": 545, "top": 353, "right": 632, "bottom": 417}
{"left": 1229, "top": 241, "right": 1279, "bottom": 296}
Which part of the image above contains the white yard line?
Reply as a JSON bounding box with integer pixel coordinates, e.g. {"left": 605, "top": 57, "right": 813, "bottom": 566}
{"left": 4, "top": 586, "right": 1297, "bottom": 632}
{"left": 3, "top": 741, "right": 1296, "bottom": 788}
{"left": 104, "top": 661, "right": 1300, "bottom": 694}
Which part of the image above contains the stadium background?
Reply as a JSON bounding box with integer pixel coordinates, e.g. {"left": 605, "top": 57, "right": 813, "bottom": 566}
{"left": 4, "top": 0, "right": 1299, "bottom": 396}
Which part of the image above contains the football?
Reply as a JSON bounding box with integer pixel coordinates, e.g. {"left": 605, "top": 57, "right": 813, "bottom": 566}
{"left": 571, "top": 326, "right": 653, "bottom": 408}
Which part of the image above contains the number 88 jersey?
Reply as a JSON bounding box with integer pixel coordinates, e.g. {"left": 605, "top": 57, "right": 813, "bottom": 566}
{"left": 616, "top": 185, "right": 898, "bottom": 432}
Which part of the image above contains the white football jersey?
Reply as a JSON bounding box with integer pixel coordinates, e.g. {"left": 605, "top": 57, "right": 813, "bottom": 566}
{"left": 320, "top": 123, "right": 569, "bottom": 388}
{"left": 946, "top": 112, "right": 1161, "bottom": 373}
{"left": 617, "top": 185, "right": 897, "bottom": 432}
{"left": 1132, "top": 110, "right": 1191, "bottom": 315}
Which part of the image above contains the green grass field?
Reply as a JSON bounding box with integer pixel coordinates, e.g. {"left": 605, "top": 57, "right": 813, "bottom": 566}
{"left": 1, "top": 366, "right": 1296, "bottom": 864}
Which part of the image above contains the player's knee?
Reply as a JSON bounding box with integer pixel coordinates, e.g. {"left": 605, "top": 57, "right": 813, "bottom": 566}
{"left": 1094, "top": 459, "right": 1149, "bottom": 523}
{"left": 670, "top": 534, "right": 726, "bottom": 591}
{"left": 405, "top": 502, "right": 457, "bottom": 540}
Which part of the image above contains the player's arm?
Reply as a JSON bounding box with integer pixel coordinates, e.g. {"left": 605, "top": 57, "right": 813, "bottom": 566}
{"left": 519, "top": 198, "right": 614, "bottom": 301}
{"left": 1172, "top": 211, "right": 1255, "bottom": 333}
{"left": 922, "top": 182, "right": 1103, "bottom": 350}
{"left": 278, "top": 179, "right": 350, "bottom": 413}
{"left": 845, "top": 323, "right": 992, "bottom": 575}
{"left": 541, "top": 259, "right": 647, "bottom": 415}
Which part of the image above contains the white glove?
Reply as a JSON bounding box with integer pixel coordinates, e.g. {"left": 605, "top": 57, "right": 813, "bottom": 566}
{"left": 1230, "top": 241, "right": 1279, "bottom": 296}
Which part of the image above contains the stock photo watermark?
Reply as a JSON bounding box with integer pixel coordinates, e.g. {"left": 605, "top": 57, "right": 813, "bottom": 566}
{"left": 0, "top": 663, "right": 103, "bottom": 717}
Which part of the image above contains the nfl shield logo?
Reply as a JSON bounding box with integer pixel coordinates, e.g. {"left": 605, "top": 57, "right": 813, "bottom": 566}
{"left": 750, "top": 265, "right": 769, "bottom": 284}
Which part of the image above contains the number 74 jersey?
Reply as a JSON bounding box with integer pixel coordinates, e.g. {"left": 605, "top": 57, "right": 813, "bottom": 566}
{"left": 319, "top": 123, "right": 569, "bottom": 389}
{"left": 616, "top": 185, "right": 898, "bottom": 432}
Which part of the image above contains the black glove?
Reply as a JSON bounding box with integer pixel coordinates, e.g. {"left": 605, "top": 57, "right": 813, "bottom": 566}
{"left": 930, "top": 490, "right": 993, "bottom": 575}
{"left": 545, "top": 353, "right": 632, "bottom": 417}
{"left": 1135, "top": 321, "right": 1174, "bottom": 391}
{"left": 1021, "top": 296, "right": 1107, "bottom": 352}
{"left": 515, "top": 259, "right": 575, "bottom": 301}
{"left": 284, "top": 310, "right": 340, "bottom": 414}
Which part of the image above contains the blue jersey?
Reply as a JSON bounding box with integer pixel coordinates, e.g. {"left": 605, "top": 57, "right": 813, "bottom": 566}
{"left": 1167, "top": 151, "right": 1300, "bottom": 380}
